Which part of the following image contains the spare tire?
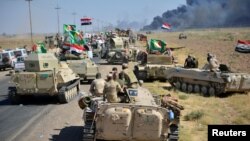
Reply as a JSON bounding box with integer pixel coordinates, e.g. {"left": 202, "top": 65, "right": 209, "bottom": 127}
{"left": 2, "top": 57, "right": 9, "bottom": 63}
{"left": 115, "top": 52, "right": 122, "bottom": 59}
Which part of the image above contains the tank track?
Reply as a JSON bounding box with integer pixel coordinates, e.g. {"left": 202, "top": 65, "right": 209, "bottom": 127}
{"left": 169, "top": 77, "right": 224, "bottom": 96}
{"left": 168, "top": 124, "right": 179, "bottom": 141}
{"left": 58, "top": 79, "right": 80, "bottom": 103}
{"left": 82, "top": 111, "right": 96, "bottom": 141}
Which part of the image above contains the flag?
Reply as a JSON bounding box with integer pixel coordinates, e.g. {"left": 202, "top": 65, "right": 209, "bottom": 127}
{"left": 235, "top": 40, "right": 250, "bottom": 53}
{"left": 63, "top": 43, "right": 85, "bottom": 54}
{"left": 63, "top": 24, "right": 76, "bottom": 33}
{"left": 149, "top": 39, "right": 167, "bottom": 53}
{"left": 161, "top": 22, "right": 171, "bottom": 30}
{"left": 32, "top": 42, "right": 47, "bottom": 53}
{"left": 81, "top": 17, "right": 92, "bottom": 25}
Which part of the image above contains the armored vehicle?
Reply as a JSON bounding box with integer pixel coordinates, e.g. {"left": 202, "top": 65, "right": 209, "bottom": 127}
{"left": 8, "top": 53, "right": 80, "bottom": 104}
{"left": 134, "top": 52, "right": 179, "bottom": 81}
{"left": 166, "top": 64, "right": 250, "bottom": 96}
{"left": 78, "top": 69, "right": 183, "bottom": 141}
{"left": 62, "top": 54, "right": 99, "bottom": 82}
{"left": 105, "top": 36, "right": 127, "bottom": 64}
{"left": 179, "top": 33, "right": 187, "bottom": 39}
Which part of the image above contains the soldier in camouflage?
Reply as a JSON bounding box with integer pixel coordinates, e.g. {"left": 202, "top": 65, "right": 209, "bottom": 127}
{"left": 103, "top": 73, "right": 123, "bottom": 103}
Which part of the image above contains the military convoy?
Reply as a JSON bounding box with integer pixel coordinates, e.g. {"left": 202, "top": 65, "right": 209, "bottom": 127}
{"left": 165, "top": 64, "right": 250, "bottom": 96}
{"left": 78, "top": 70, "right": 183, "bottom": 141}
{"left": 8, "top": 53, "right": 80, "bottom": 104}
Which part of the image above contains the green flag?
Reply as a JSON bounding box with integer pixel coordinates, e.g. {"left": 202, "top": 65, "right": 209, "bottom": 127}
{"left": 32, "top": 42, "right": 47, "bottom": 53}
{"left": 149, "top": 39, "right": 166, "bottom": 53}
{"left": 63, "top": 24, "right": 76, "bottom": 33}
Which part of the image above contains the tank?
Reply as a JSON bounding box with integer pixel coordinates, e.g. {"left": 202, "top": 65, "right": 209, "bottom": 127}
{"left": 134, "top": 52, "right": 180, "bottom": 81}
{"left": 78, "top": 69, "right": 183, "bottom": 141}
{"left": 62, "top": 54, "right": 99, "bottom": 82}
{"left": 8, "top": 53, "right": 80, "bottom": 104}
{"left": 166, "top": 64, "right": 250, "bottom": 96}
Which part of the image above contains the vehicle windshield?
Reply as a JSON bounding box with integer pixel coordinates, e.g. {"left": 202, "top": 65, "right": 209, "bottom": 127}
{"left": 14, "top": 51, "right": 22, "bottom": 57}
{"left": 2, "top": 53, "right": 9, "bottom": 58}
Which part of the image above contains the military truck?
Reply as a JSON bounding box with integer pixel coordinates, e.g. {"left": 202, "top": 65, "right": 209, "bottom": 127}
{"left": 78, "top": 69, "right": 183, "bottom": 141}
{"left": 166, "top": 64, "right": 250, "bottom": 96}
{"left": 105, "top": 36, "right": 126, "bottom": 64}
{"left": 8, "top": 53, "right": 80, "bottom": 104}
{"left": 134, "top": 51, "right": 180, "bottom": 81}
{"left": 61, "top": 54, "right": 99, "bottom": 82}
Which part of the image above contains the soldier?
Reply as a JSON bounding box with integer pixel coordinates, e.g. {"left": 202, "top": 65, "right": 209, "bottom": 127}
{"left": 184, "top": 54, "right": 195, "bottom": 68}
{"left": 89, "top": 72, "right": 106, "bottom": 97}
{"left": 103, "top": 73, "right": 123, "bottom": 103}
{"left": 208, "top": 55, "right": 220, "bottom": 72}
{"left": 112, "top": 67, "right": 118, "bottom": 73}
{"left": 118, "top": 63, "right": 130, "bottom": 85}
{"left": 207, "top": 53, "right": 213, "bottom": 62}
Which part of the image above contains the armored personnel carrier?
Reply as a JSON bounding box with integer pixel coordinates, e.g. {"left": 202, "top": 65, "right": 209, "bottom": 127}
{"left": 166, "top": 64, "right": 250, "bottom": 96}
{"left": 62, "top": 54, "right": 99, "bottom": 82}
{"left": 8, "top": 53, "right": 80, "bottom": 104}
{"left": 104, "top": 36, "right": 135, "bottom": 64}
{"left": 134, "top": 52, "right": 179, "bottom": 81}
{"left": 78, "top": 69, "right": 183, "bottom": 141}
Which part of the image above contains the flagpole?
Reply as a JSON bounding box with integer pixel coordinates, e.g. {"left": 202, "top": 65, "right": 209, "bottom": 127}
{"left": 55, "top": 0, "right": 61, "bottom": 35}
{"left": 26, "top": 0, "right": 33, "bottom": 43}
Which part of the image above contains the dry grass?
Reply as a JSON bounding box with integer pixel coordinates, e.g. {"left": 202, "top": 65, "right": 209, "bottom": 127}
{"left": 146, "top": 27, "right": 250, "bottom": 73}
{"left": 142, "top": 27, "right": 250, "bottom": 141}
{"left": 143, "top": 81, "right": 250, "bottom": 141}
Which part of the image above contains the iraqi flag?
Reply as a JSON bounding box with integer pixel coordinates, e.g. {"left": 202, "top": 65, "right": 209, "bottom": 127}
{"left": 63, "top": 43, "right": 85, "bottom": 54}
{"left": 235, "top": 40, "right": 250, "bottom": 53}
{"left": 81, "top": 17, "right": 92, "bottom": 25}
{"left": 161, "top": 23, "right": 171, "bottom": 30}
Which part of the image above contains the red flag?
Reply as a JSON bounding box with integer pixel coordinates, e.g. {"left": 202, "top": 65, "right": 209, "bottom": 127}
{"left": 161, "top": 23, "right": 171, "bottom": 29}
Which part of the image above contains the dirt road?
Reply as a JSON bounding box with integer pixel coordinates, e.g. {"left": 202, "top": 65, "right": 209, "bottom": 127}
{"left": 0, "top": 59, "right": 121, "bottom": 141}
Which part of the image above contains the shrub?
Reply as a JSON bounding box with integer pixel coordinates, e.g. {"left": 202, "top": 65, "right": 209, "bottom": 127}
{"left": 184, "top": 110, "right": 204, "bottom": 121}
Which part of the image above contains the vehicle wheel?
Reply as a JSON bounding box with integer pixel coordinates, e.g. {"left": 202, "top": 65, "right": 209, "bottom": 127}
{"left": 201, "top": 86, "right": 208, "bottom": 96}
{"left": 175, "top": 81, "right": 181, "bottom": 90}
{"left": 187, "top": 84, "right": 193, "bottom": 93}
{"left": 208, "top": 87, "right": 215, "bottom": 96}
{"left": 8, "top": 90, "right": 20, "bottom": 104}
{"left": 181, "top": 83, "right": 187, "bottom": 92}
{"left": 114, "top": 52, "right": 122, "bottom": 59}
{"left": 194, "top": 85, "right": 200, "bottom": 93}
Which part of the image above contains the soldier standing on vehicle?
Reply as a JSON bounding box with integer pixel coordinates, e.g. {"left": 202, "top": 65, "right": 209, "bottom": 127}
{"left": 89, "top": 72, "right": 106, "bottom": 97}
{"left": 118, "top": 63, "right": 130, "bottom": 85}
{"left": 208, "top": 55, "right": 220, "bottom": 72}
{"left": 103, "top": 73, "right": 122, "bottom": 103}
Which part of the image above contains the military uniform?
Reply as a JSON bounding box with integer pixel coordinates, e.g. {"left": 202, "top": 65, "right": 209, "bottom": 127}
{"left": 103, "top": 79, "right": 122, "bottom": 103}
{"left": 209, "top": 57, "right": 219, "bottom": 72}
{"left": 89, "top": 78, "right": 106, "bottom": 97}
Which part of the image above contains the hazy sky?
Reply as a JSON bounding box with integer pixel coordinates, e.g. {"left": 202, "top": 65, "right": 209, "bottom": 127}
{"left": 0, "top": 0, "right": 186, "bottom": 34}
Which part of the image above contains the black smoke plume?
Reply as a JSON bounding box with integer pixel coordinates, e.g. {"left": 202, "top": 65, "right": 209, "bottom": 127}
{"left": 143, "top": 0, "right": 250, "bottom": 30}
